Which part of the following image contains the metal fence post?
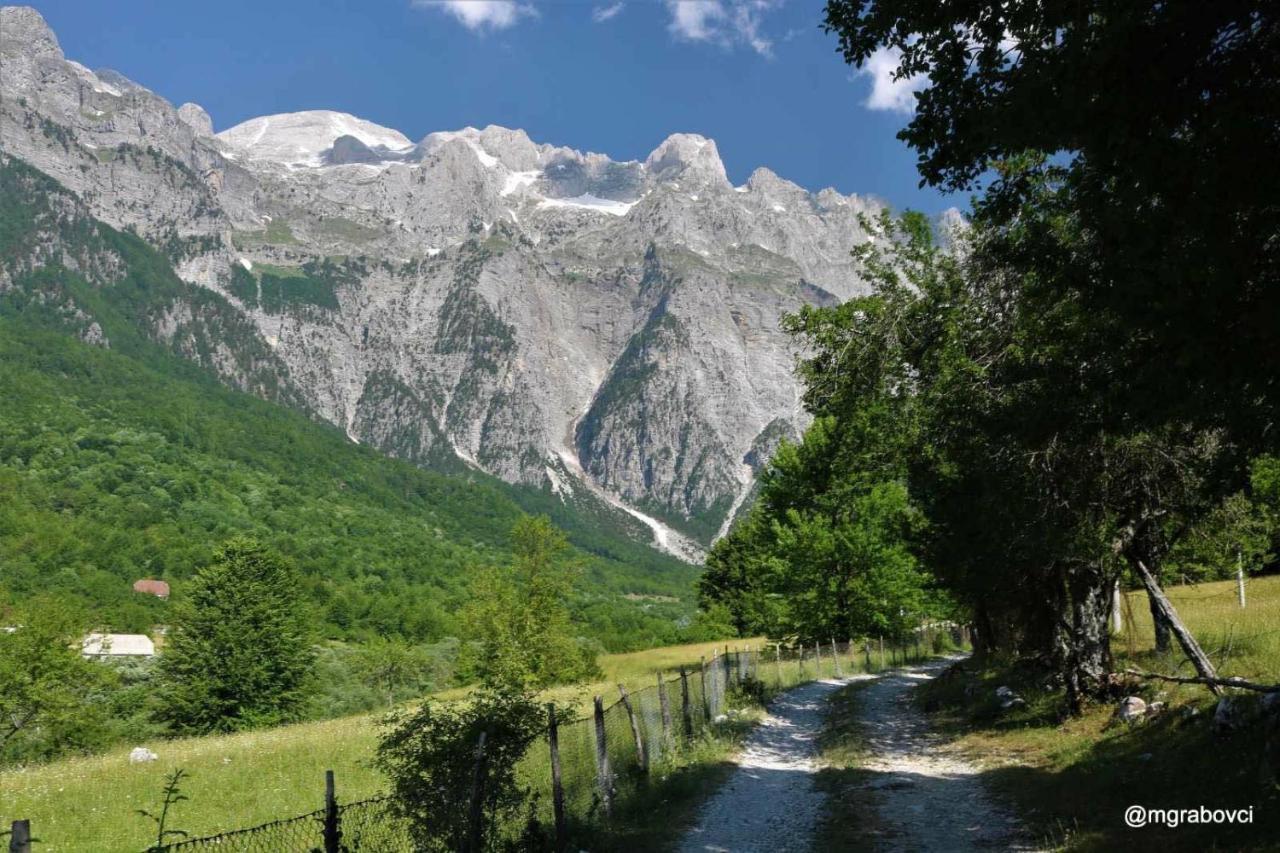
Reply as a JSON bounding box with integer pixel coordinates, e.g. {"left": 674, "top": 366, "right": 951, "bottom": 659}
{"left": 617, "top": 684, "right": 648, "bottom": 774}
{"left": 9, "top": 820, "right": 31, "bottom": 853}
{"left": 547, "top": 704, "right": 568, "bottom": 851}
{"left": 679, "top": 666, "right": 693, "bottom": 741}
{"left": 323, "top": 770, "right": 340, "bottom": 853}
{"left": 466, "top": 731, "right": 489, "bottom": 853}
{"left": 592, "top": 696, "right": 613, "bottom": 818}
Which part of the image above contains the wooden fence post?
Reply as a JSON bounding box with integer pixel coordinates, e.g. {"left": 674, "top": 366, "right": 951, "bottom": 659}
{"left": 547, "top": 704, "right": 567, "bottom": 852}
{"left": 831, "top": 638, "right": 842, "bottom": 677}
{"left": 710, "top": 649, "right": 719, "bottom": 704}
{"left": 592, "top": 696, "right": 613, "bottom": 818}
{"left": 466, "top": 731, "right": 489, "bottom": 853}
{"left": 774, "top": 644, "right": 783, "bottom": 686}
{"left": 9, "top": 820, "right": 31, "bottom": 853}
{"left": 679, "top": 666, "right": 693, "bottom": 741}
{"left": 864, "top": 639, "right": 872, "bottom": 671}
{"left": 814, "top": 642, "right": 822, "bottom": 677}
{"left": 617, "top": 684, "right": 648, "bottom": 774}
{"left": 657, "top": 672, "right": 673, "bottom": 752}
{"left": 699, "top": 657, "right": 711, "bottom": 720}
{"left": 323, "top": 770, "right": 340, "bottom": 853}
{"left": 878, "top": 635, "right": 884, "bottom": 668}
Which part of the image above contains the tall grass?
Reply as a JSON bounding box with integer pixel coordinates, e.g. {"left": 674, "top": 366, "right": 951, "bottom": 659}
{"left": 1119, "top": 574, "right": 1280, "bottom": 681}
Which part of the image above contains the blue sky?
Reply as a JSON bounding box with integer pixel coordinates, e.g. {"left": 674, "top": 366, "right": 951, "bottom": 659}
{"left": 29, "top": 0, "right": 961, "bottom": 214}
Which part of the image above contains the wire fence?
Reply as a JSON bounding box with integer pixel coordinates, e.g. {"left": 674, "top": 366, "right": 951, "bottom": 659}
{"left": 74, "top": 631, "right": 961, "bottom": 853}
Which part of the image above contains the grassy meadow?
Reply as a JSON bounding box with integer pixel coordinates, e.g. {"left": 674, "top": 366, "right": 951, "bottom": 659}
{"left": 0, "top": 638, "right": 761, "bottom": 853}
{"left": 1118, "top": 573, "right": 1280, "bottom": 681}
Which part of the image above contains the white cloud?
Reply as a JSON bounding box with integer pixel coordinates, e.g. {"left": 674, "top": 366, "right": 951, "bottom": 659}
{"left": 665, "top": 0, "right": 781, "bottom": 57}
{"left": 856, "top": 45, "right": 928, "bottom": 114}
{"left": 667, "top": 0, "right": 725, "bottom": 41}
{"left": 414, "top": 0, "right": 535, "bottom": 32}
{"left": 592, "top": 2, "right": 625, "bottom": 23}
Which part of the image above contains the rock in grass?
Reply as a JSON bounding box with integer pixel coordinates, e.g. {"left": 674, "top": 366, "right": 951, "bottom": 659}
{"left": 129, "top": 747, "right": 158, "bottom": 763}
{"left": 1115, "top": 696, "right": 1147, "bottom": 723}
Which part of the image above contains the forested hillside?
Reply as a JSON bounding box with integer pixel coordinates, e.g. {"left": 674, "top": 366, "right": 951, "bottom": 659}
{"left": 0, "top": 156, "right": 700, "bottom": 650}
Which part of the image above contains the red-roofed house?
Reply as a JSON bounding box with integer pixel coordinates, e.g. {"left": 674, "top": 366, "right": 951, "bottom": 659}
{"left": 132, "top": 579, "right": 170, "bottom": 599}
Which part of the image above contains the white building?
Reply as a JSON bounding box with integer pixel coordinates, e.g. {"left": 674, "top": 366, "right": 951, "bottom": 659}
{"left": 81, "top": 633, "right": 156, "bottom": 658}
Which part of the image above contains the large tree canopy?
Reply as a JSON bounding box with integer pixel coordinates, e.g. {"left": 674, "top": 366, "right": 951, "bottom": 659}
{"left": 823, "top": 0, "right": 1280, "bottom": 441}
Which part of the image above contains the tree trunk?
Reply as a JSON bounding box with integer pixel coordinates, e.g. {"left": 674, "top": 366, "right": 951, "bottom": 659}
{"left": 1127, "top": 555, "right": 1221, "bottom": 695}
{"left": 1054, "top": 562, "right": 1113, "bottom": 714}
{"left": 971, "top": 602, "right": 995, "bottom": 660}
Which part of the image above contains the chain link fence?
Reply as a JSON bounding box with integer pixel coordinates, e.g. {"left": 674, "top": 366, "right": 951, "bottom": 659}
{"left": 126, "top": 631, "right": 958, "bottom": 853}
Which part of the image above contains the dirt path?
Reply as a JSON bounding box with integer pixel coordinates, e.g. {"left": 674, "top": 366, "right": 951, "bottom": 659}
{"left": 677, "top": 660, "right": 1034, "bottom": 852}
{"left": 679, "top": 675, "right": 871, "bottom": 853}
{"left": 854, "top": 658, "right": 1035, "bottom": 851}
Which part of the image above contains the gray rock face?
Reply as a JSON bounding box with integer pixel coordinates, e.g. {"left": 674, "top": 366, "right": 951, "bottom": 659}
{"left": 0, "top": 5, "right": 891, "bottom": 558}
{"left": 177, "top": 102, "right": 214, "bottom": 137}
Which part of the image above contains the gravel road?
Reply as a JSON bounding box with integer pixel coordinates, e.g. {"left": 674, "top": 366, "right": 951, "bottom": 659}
{"left": 677, "top": 659, "right": 1034, "bottom": 852}
{"left": 848, "top": 657, "right": 1035, "bottom": 851}
{"left": 678, "top": 675, "right": 871, "bottom": 853}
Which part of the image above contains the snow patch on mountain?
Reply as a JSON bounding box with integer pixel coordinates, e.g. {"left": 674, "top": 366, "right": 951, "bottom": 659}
{"left": 537, "top": 194, "right": 637, "bottom": 216}
{"left": 501, "top": 170, "right": 541, "bottom": 196}
{"left": 217, "top": 111, "right": 414, "bottom": 167}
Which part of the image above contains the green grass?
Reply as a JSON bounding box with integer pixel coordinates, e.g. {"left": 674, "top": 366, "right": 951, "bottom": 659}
{"left": 0, "top": 639, "right": 749, "bottom": 852}
{"left": 1118, "top": 574, "right": 1280, "bottom": 682}
{"left": 314, "top": 216, "right": 379, "bottom": 243}
{"left": 232, "top": 219, "right": 297, "bottom": 247}
{"left": 906, "top": 575, "right": 1280, "bottom": 852}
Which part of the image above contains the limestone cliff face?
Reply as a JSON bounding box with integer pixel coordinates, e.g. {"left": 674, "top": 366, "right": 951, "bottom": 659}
{"left": 0, "top": 5, "right": 886, "bottom": 557}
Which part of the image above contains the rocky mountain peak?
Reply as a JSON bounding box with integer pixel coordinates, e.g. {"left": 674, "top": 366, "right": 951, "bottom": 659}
{"left": 644, "top": 133, "right": 729, "bottom": 188}
{"left": 0, "top": 6, "right": 61, "bottom": 60}
{"left": 177, "top": 102, "right": 214, "bottom": 137}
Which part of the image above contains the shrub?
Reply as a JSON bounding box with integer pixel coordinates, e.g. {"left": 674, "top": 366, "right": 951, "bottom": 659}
{"left": 377, "top": 685, "right": 546, "bottom": 852}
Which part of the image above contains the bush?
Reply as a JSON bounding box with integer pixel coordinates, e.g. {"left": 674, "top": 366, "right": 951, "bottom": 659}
{"left": 377, "top": 685, "right": 547, "bottom": 852}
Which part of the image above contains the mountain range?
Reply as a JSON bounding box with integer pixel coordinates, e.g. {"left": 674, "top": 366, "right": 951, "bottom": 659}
{"left": 0, "top": 5, "right": 941, "bottom": 559}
